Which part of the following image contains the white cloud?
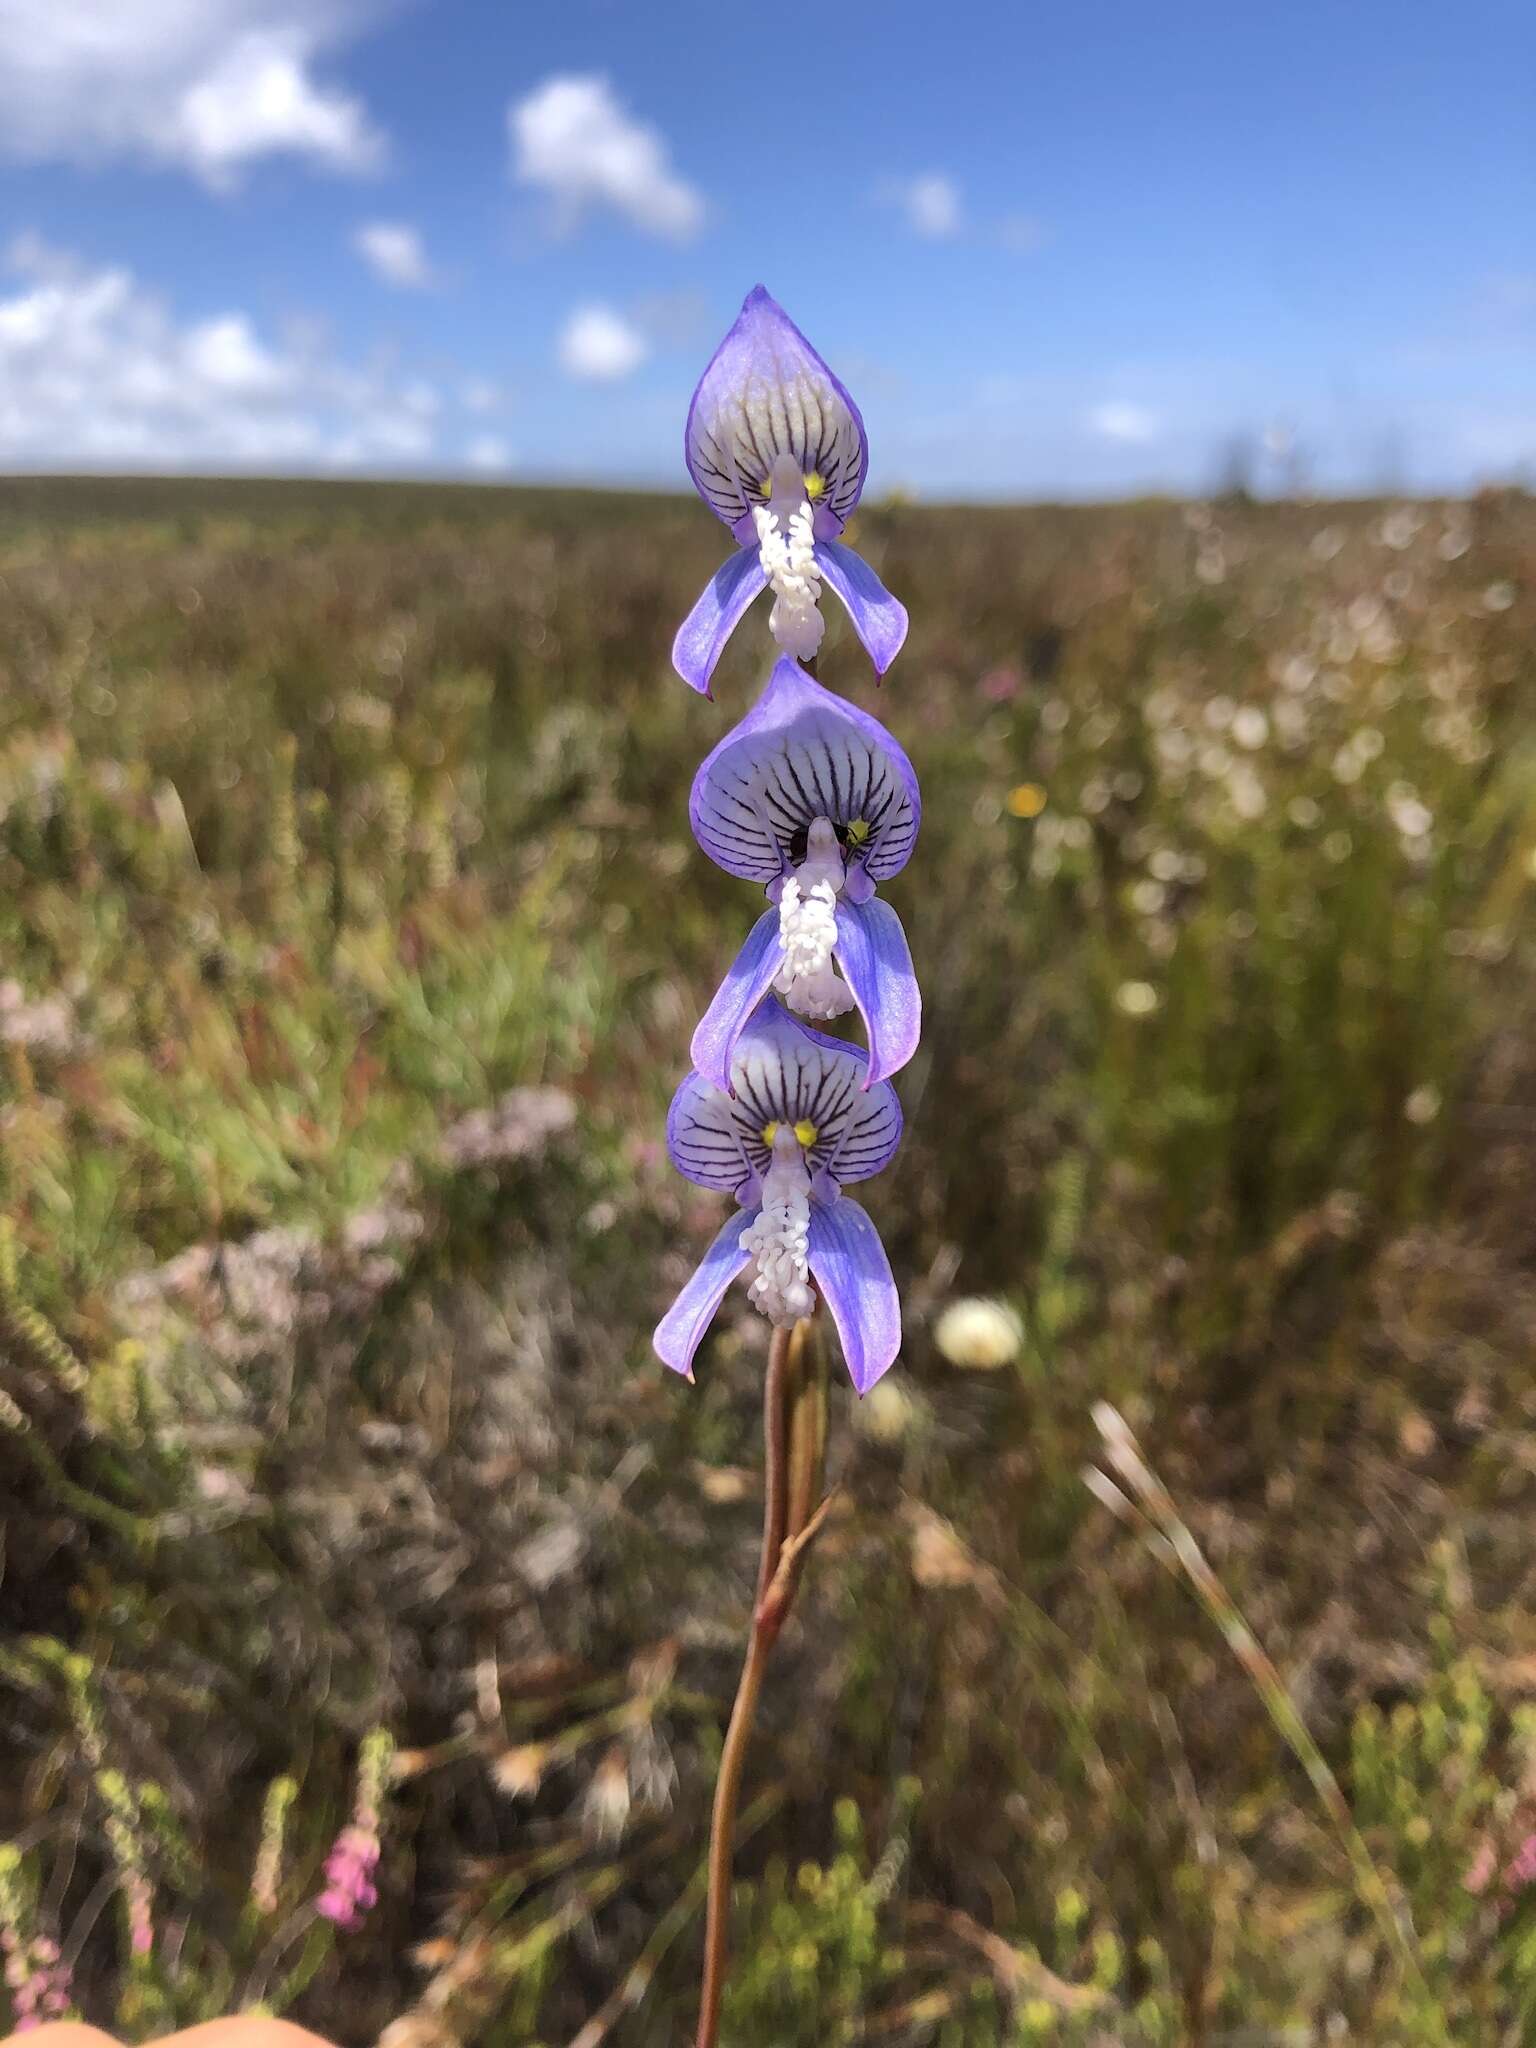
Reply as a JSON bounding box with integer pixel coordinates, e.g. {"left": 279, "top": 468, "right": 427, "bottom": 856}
{"left": 0, "top": 237, "right": 442, "bottom": 470}
{"left": 0, "top": 2, "right": 384, "bottom": 187}
{"left": 889, "top": 173, "right": 964, "bottom": 240}
{"left": 558, "top": 303, "right": 647, "bottom": 383}
{"left": 460, "top": 378, "right": 502, "bottom": 414}
{"left": 1088, "top": 402, "right": 1161, "bottom": 445}
{"left": 354, "top": 221, "right": 433, "bottom": 289}
{"left": 509, "top": 74, "right": 703, "bottom": 239}
{"left": 465, "top": 435, "right": 513, "bottom": 472}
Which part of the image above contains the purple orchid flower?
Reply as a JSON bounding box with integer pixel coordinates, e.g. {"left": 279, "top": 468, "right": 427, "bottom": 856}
{"left": 687, "top": 657, "right": 921, "bottom": 1091}
{"left": 655, "top": 998, "right": 902, "bottom": 1392}
{"left": 673, "top": 286, "right": 909, "bottom": 695}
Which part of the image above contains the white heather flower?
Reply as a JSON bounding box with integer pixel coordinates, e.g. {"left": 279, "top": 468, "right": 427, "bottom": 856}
{"left": 1405, "top": 1085, "right": 1441, "bottom": 1126}
{"left": 1115, "top": 980, "right": 1160, "bottom": 1017}
{"left": 933, "top": 1297, "right": 1025, "bottom": 1371}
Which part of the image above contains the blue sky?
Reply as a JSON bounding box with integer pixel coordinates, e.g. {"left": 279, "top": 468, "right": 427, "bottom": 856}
{"left": 0, "top": 0, "right": 1530, "bottom": 495}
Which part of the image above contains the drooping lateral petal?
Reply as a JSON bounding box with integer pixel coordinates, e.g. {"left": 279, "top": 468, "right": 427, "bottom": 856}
{"left": 689, "top": 658, "right": 920, "bottom": 885}
{"left": 807, "top": 1198, "right": 901, "bottom": 1393}
{"left": 813, "top": 540, "right": 909, "bottom": 677}
{"left": 690, "top": 910, "right": 783, "bottom": 1093}
{"left": 653, "top": 1208, "right": 754, "bottom": 1380}
{"left": 685, "top": 287, "right": 868, "bottom": 537}
{"left": 833, "top": 895, "right": 922, "bottom": 1087}
{"left": 671, "top": 549, "right": 768, "bottom": 695}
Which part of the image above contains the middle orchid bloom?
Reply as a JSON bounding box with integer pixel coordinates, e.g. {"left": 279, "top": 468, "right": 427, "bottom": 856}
{"left": 689, "top": 658, "right": 922, "bottom": 1092}
{"left": 673, "top": 286, "right": 909, "bottom": 694}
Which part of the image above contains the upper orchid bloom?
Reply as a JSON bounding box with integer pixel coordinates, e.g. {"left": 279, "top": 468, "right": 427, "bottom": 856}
{"left": 673, "top": 287, "right": 909, "bottom": 694}
{"left": 688, "top": 658, "right": 921, "bottom": 1091}
{"left": 655, "top": 999, "right": 902, "bottom": 1391}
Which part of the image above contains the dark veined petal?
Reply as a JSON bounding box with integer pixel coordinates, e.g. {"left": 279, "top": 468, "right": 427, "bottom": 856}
{"left": 666, "top": 1069, "right": 755, "bottom": 1195}
{"left": 684, "top": 287, "right": 868, "bottom": 538}
{"left": 690, "top": 910, "right": 783, "bottom": 1093}
{"left": 689, "top": 658, "right": 920, "bottom": 886}
{"left": 725, "top": 998, "right": 901, "bottom": 1187}
{"left": 813, "top": 540, "right": 909, "bottom": 677}
{"left": 671, "top": 549, "right": 768, "bottom": 696}
{"left": 807, "top": 1198, "right": 901, "bottom": 1393}
{"left": 653, "top": 1208, "right": 754, "bottom": 1380}
{"left": 833, "top": 896, "right": 922, "bottom": 1087}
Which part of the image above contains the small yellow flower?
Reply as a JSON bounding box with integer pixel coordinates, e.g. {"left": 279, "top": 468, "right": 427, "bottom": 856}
{"left": 1006, "top": 782, "right": 1047, "bottom": 819}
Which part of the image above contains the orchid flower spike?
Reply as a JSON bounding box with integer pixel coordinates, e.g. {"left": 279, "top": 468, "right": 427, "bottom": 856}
{"left": 656, "top": 999, "right": 902, "bottom": 1391}
{"left": 674, "top": 286, "right": 909, "bottom": 694}
{"left": 689, "top": 658, "right": 921, "bottom": 1090}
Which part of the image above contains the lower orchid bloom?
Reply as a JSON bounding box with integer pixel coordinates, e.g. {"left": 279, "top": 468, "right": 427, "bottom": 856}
{"left": 655, "top": 999, "right": 902, "bottom": 1392}
{"left": 688, "top": 657, "right": 921, "bottom": 1090}
{"left": 673, "top": 286, "right": 908, "bottom": 693}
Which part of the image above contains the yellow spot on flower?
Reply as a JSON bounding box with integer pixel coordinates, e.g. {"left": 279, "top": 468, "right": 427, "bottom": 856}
{"left": 761, "top": 1121, "right": 779, "bottom": 1145}
{"left": 1006, "top": 782, "right": 1047, "bottom": 819}
{"left": 846, "top": 817, "right": 872, "bottom": 846}
{"left": 803, "top": 471, "right": 826, "bottom": 501}
{"left": 793, "top": 1119, "right": 818, "bottom": 1148}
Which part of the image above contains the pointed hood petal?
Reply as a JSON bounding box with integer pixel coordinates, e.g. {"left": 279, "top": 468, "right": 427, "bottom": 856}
{"left": 689, "top": 657, "right": 920, "bottom": 885}
{"left": 685, "top": 287, "right": 867, "bottom": 536}
{"left": 671, "top": 997, "right": 902, "bottom": 1192}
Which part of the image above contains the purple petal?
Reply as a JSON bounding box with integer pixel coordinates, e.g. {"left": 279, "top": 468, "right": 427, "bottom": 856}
{"left": 685, "top": 286, "right": 868, "bottom": 535}
{"left": 820, "top": 1061, "right": 904, "bottom": 1187}
{"left": 807, "top": 1198, "right": 901, "bottom": 1393}
{"left": 667, "top": 1069, "right": 755, "bottom": 1194}
{"left": 813, "top": 540, "right": 909, "bottom": 677}
{"left": 690, "top": 911, "right": 783, "bottom": 1092}
{"left": 833, "top": 896, "right": 921, "bottom": 1087}
{"left": 690, "top": 657, "right": 920, "bottom": 884}
{"left": 707, "top": 996, "right": 897, "bottom": 1191}
{"left": 671, "top": 549, "right": 768, "bottom": 696}
{"left": 654, "top": 1208, "right": 754, "bottom": 1380}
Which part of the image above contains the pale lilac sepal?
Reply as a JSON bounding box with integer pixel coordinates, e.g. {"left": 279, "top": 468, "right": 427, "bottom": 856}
{"left": 833, "top": 896, "right": 921, "bottom": 1087}
{"left": 672, "top": 549, "right": 768, "bottom": 695}
{"left": 654, "top": 1208, "right": 754, "bottom": 1379}
{"left": 807, "top": 1198, "right": 901, "bottom": 1393}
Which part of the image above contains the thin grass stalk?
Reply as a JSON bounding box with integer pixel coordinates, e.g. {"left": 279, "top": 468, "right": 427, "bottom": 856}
{"left": 1088, "top": 1403, "right": 1436, "bottom": 2021}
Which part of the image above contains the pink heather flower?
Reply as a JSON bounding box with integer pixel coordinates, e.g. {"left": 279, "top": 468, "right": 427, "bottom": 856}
{"left": 1, "top": 1931, "right": 73, "bottom": 2029}
{"left": 1504, "top": 1833, "right": 1536, "bottom": 1894}
{"left": 316, "top": 1824, "right": 380, "bottom": 1932}
{"left": 1465, "top": 1839, "right": 1497, "bottom": 1895}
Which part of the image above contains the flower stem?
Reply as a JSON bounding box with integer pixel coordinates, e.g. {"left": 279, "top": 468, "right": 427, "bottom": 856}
{"left": 694, "top": 1316, "right": 826, "bottom": 2048}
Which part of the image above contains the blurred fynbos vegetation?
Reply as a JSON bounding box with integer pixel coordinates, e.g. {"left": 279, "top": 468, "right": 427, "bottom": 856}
{"left": 0, "top": 476, "right": 1533, "bottom": 2045}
